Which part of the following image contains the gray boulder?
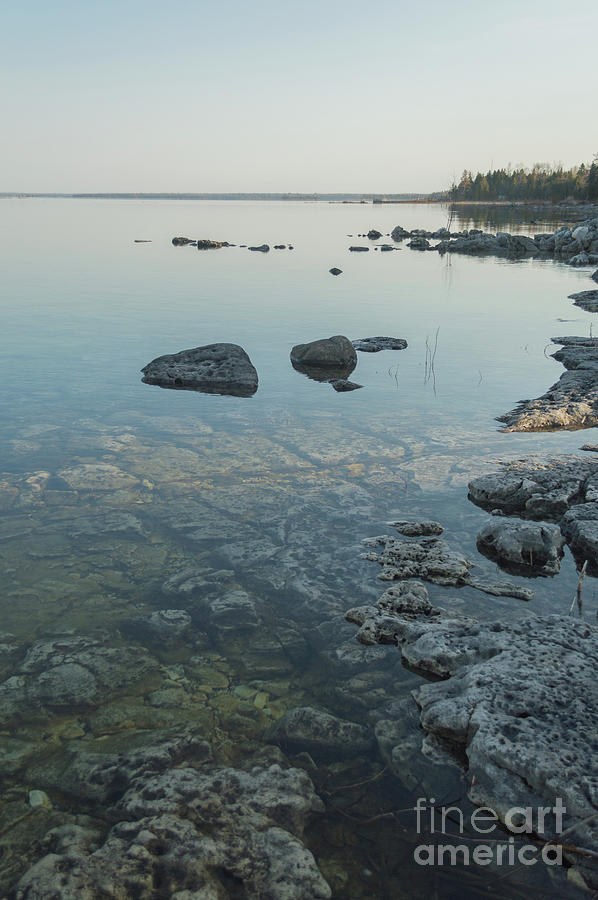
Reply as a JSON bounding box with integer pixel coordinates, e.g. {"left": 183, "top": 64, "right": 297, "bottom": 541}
{"left": 348, "top": 245, "right": 369, "bottom": 252}
{"left": 476, "top": 519, "right": 565, "bottom": 575}
{"left": 329, "top": 267, "right": 342, "bottom": 275}
{"left": 248, "top": 243, "right": 270, "bottom": 252}
{"left": 141, "top": 342, "right": 258, "bottom": 397}
{"left": 290, "top": 335, "right": 357, "bottom": 369}
{"left": 367, "top": 229, "right": 382, "bottom": 239}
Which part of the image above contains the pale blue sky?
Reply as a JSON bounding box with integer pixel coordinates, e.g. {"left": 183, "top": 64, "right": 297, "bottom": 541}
{"left": 2, "top": 0, "right": 597, "bottom": 192}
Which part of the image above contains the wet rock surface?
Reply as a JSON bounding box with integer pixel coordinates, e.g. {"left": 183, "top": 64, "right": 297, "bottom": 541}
{"left": 569, "top": 289, "right": 598, "bottom": 311}
{"left": 469, "top": 454, "right": 598, "bottom": 572}
{"left": 346, "top": 541, "right": 598, "bottom": 885}
{"left": 290, "top": 335, "right": 357, "bottom": 369}
{"left": 141, "top": 342, "right": 259, "bottom": 397}
{"left": 392, "top": 215, "right": 598, "bottom": 265}
{"left": 360, "top": 532, "right": 532, "bottom": 599}
{"left": 352, "top": 336, "right": 408, "bottom": 352}
{"left": 497, "top": 336, "right": 598, "bottom": 432}
{"left": 476, "top": 519, "right": 565, "bottom": 575}
{"left": 329, "top": 379, "right": 362, "bottom": 392}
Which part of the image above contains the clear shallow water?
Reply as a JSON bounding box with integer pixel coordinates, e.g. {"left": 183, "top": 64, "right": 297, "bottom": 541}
{"left": 1, "top": 199, "right": 597, "bottom": 897}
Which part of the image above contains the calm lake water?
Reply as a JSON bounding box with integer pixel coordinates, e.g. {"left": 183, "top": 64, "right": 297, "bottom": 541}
{"left": 1, "top": 198, "right": 596, "bottom": 897}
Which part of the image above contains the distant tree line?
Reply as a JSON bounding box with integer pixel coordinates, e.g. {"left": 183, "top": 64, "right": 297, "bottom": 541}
{"left": 441, "top": 157, "right": 598, "bottom": 203}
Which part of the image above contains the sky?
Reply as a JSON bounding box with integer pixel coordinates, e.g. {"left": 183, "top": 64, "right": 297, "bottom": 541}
{"left": 1, "top": 0, "right": 597, "bottom": 193}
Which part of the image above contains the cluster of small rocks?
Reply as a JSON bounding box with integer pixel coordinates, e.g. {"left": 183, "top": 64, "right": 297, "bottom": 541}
{"left": 469, "top": 454, "right": 598, "bottom": 574}
{"left": 172, "top": 237, "right": 294, "bottom": 252}
{"left": 389, "top": 216, "right": 598, "bottom": 266}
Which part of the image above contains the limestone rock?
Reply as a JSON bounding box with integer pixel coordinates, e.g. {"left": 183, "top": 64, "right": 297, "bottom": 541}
{"left": 352, "top": 336, "right": 408, "bottom": 352}
{"left": 142, "top": 343, "right": 259, "bottom": 397}
{"left": 476, "top": 519, "right": 565, "bottom": 575}
{"left": 268, "top": 706, "right": 373, "bottom": 759}
{"left": 497, "top": 337, "right": 598, "bottom": 432}
{"left": 14, "top": 756, "right": 330, "bottom": 899}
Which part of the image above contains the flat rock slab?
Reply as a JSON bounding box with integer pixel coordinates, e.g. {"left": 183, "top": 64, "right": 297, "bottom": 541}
{"left": 497, "top": 336, "right": 598, "bottom": 431}
{"left": 569, "top": 289, "right": 598, "bottom": 312}
{"left": 141, "top": 343, "right": 258, "bottom": 397}
{"left": 352, "top": 337, "right": 408, "bottom": 352}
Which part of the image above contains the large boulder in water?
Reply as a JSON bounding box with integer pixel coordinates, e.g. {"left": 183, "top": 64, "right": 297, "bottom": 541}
{"left": 142, "top": 343, "right": 258, "bottom": 397}
{"left": 290, "top": 335, "right": 357, "bottom": 369}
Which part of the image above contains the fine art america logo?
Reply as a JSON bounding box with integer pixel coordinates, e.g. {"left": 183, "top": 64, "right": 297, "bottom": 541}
{"left": 413, "top": 797, "right": 566, "bottom": 867}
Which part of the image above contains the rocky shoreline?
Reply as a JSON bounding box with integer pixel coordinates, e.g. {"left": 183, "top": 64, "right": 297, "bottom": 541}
{"left": 346, "top": 505, "right": 598, "bottom": 891}
{"left": 386, "top": 216, "right": 598, "bottom": 266}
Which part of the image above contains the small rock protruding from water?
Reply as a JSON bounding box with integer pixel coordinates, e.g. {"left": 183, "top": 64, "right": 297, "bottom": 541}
{"left": 329, "top": 267, "right": 342, "bottom": 276}
{"left": 329, "top": 380, "right": 362, "bottom": 392}
{"left": 352, "top": 337, "right": 407, "bottom": 353}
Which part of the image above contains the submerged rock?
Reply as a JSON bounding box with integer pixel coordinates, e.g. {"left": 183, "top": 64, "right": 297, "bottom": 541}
{"left": 14, "top": 748, "right": 331, "bottom": 899}
{"left": 388, "top": 520, "right": 443, "bottom": 537}
{"left": 141, "top": 342, "right": 259, "bottom": 397}
{"left": 476, "top": 519, "right": 565, "bottom": 575}
{"left": 0, "top": 636, "right": 158, "bottom": 724}
{"left": 290, "top": 335, "right": 357, "bottom": 369}
{"left": 268, "top": 706, "right": 373, "bottom": 759}
{"left": 497, "top": 336, "right": 598, "bottom": 432}
{"left": 348, "top": 245, "right": 369, "bottom": 252}
{"left": 352, "top": 336, "right": 408, "bottom": 352}
{"left": 248, "top": 243, "right": 270, "bottom": 252}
